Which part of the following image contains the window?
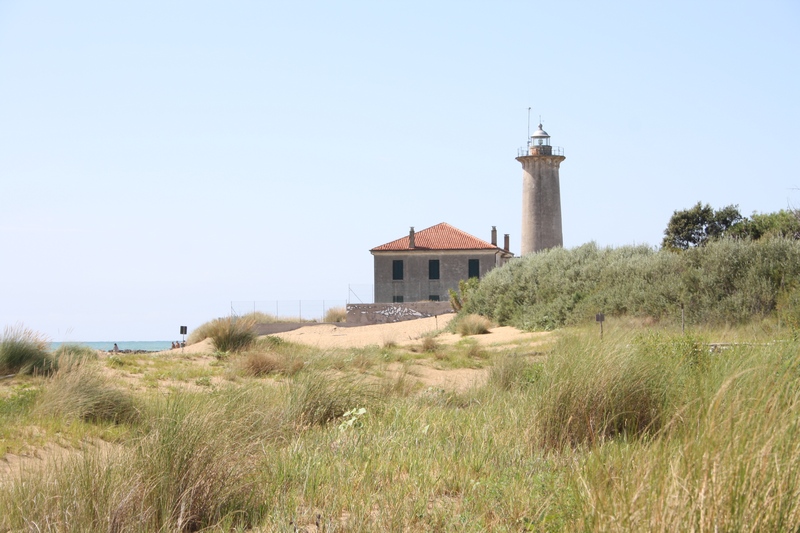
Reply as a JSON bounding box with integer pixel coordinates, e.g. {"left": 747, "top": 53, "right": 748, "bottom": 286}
{"left": 468, "top": 259, "right": 480, "bottom": 279}
{"left": 428, "top": 259, "right": 440, "bottom": 280}
{"left": 392, "top": 295, "right": 404, "bottom": 303}
{"left": 428, "top": 295, "right": 440, "bottom": 301}
{"left": 392, "top": 260, "right": 404, "bottom": 280}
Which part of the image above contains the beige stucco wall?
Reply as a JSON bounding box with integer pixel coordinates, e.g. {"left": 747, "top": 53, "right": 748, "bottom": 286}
{"left": 372, "top": 249, "right": 505, "bottom": 303}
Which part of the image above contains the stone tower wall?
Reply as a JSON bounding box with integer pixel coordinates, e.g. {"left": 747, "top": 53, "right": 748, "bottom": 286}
{"left": 518, "top": 154, "right": 565, "bottom": 255}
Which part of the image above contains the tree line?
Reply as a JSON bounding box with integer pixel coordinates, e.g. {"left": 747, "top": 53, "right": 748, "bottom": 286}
{"left": 662, "top": 202, "right": 800, "bottom": 250}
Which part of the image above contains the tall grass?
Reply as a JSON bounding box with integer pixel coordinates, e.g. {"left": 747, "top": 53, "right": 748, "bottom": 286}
{"left": 323, "top": 306, "right": 347, "bottom": 323}
{"left": 35, "top": 362, "right": 139, "bottom": 424}
{"left": 288, "top": 373, "right": 382, "bottom": 427}
{"left": 455, "top": 313, "right": 492, "bottom": 336}
{"left": 4, "top": 328, "right": 800, "bottom": 531}
{"left": 574, "top": 340, "right": 800, "bottom": 531}
{"left": 237, "top": 349, "right": 304, "bottom": 377}
{"left": 192, "top": 316, "right": 256, "bottom": 353}
{"left": 0, "top": 324, "right": 55, "bottom": 375}
{"left": 534, "top": 331, "right": 683, "bottom": 448}
{"left": 52, "top": 343, "right": 98, "bottom": 368}
{"left": 1, "top": 387, "right": 286, "bottom": 532}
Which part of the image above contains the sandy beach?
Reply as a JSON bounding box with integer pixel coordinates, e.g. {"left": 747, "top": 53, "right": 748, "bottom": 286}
{"left": 157, "top": 315, "right": 550, "bottom": 354}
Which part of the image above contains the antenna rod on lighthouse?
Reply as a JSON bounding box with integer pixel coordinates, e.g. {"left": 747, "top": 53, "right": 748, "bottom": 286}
{"left": 527, "top": 107, "right": 531, "bottom": 148}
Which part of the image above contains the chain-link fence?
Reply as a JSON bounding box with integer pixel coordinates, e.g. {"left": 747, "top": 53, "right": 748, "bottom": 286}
{"left": 229, "top": 300, "right": 347, "bottom": 322}
{"left": 230, "top": 285, "right": 375, "bottom": 322}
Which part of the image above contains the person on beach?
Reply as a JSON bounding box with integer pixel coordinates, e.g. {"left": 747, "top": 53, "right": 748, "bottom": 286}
{"left": 113, "top": 343, "right": 119, "bottom": 353}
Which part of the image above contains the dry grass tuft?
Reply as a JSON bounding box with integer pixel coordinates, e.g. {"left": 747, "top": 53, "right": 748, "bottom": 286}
{"left": 324, "top": 306, "right": 347, "bottom": 323}
{"left": 421, "top": 334, "right": 439, "bottom": 353}
{"left": 36, "top": 362, "right": 140, "bottom": 424}
{"left": 238, "top": 350, "right": 304, "bottom": 377}
{"left": 202, "top": 316, "right": 257, "bottom": 353}
{"left": 456, "top": 314, "right": 492, "bottom": 336}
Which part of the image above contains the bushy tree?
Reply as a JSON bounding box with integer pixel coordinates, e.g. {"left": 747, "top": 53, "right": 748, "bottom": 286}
{"left": 728, "top": 209, "right": 800, "bottom": 240}
{"left": 662, "top": 202, "right": 744, "bottom": 250}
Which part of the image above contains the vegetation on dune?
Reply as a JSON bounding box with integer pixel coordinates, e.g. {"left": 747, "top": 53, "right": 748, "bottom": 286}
{"left": 2, "top": 326, "right": 800, "bottom": 530}
{"left": 323, "top": 306, "right": 347, "bottom": 323}
{"left": 188, "top": 310, "right": 330, "bottom": 346}
{"left": 454, "top": 313, "right": 492, "bottom": 336}
{"left": 51, "top": 343, "right": 98, "bottom": 368}
{"left": 35, "top": 363, "right": 140, "bottom": 424}
{"left": 6, "top": 226, "right": 800, "bottom": 531}
{"left": 187, "top": 316, "right": 256, "bottom": 353}
{"left": 0, "top": 324, "right": 56, "bottom": 375}
{"left": 463, "top": 238, "right": 800, "bottom": 331}
{"left": 662, "top": 202, "right": 800, "bottom": 250}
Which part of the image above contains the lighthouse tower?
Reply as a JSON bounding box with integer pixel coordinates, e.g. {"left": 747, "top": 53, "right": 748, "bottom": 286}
{"left": 517, "top": 123, "right": 566, "bottom": 255}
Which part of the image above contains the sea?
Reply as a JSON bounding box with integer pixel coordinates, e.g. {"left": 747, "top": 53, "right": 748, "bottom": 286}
{"left": 49, "top": 341, "right": 174, "bottom": 352}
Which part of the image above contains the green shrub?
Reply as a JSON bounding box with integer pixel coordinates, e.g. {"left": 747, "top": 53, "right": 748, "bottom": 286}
{"left": 464, "top": 239, "right": 800, "bottom": 330}
{"left": 0, "top": 325, "right": 55, "bottom": 375}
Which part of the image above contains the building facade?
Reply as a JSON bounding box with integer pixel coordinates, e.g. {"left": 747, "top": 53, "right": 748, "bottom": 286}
{"left": 371, "top": 223, "right": 513, "bottom": 303}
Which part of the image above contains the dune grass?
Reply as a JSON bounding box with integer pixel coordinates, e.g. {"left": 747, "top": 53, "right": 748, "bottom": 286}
{"left": 2, "top": 325, "right": 800, "bottom": 531}
{"left": 35, "top": 362, "right": 140, "bottom": 424}
{"left": 455, "top": 313, "right": 493, "bottom": 336}
{"left": 324, "top": 306, "right": 347, "bottom": 323}
{"left": 0, "top": 324, "right": 55, "bottom": 375}
{"left": 204, "top": 316, "right": 257, "bottom": 353}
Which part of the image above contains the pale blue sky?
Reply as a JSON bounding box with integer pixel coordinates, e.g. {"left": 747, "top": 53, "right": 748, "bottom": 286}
{"left": 1, "top": 1, "right": 799, "bottom": 340}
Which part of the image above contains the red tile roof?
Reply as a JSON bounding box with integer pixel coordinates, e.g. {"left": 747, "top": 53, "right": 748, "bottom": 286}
{"left": 371, "top": 222, "right": 499, "bottom": 252}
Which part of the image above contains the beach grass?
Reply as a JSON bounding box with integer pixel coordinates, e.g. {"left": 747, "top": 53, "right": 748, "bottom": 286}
{"left": 191, "top": 316, "right": 256, "bottom": 353}
{"left": 455, "top": 313, "right": 493, "bottom": 336}
{"left": 2, "top": 324, "right": 800, "bottom": 531}
{"left": 0, "top": 324, "right": 56, "bottom": 375}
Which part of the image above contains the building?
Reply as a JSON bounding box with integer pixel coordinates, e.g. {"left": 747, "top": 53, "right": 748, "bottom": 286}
{"left": 517, "top": 123, "right": 566, "bottom": 255}
{"left": 370, "top": 222, "right": 513, "bottom": 303}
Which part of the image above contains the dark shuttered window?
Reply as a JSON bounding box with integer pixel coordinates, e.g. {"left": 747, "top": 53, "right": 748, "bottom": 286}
{"left": 468, "top": 259, "right": 480, "bottom": 279}
{"left": 392, "top": 260, "right": 404, "bottom": 280}
{"left": 429, "top": 259, "right": 440, "bottom": 280}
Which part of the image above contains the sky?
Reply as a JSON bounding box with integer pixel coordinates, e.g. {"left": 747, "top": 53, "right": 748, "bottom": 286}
{"left": 1, "top": 1, "right": 799, "bottom": 341}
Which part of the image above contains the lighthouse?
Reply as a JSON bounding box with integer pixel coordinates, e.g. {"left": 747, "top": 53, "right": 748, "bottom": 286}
{"left": 517, "top": 123, "right": 566, "bottom": 255}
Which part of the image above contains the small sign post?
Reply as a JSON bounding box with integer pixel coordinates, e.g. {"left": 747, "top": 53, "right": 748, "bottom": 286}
{"left": 180, "top": 326, "right": 187, "bottom": 351}
{"left": 596, "top": 313, "right": 605, "bottom": 340}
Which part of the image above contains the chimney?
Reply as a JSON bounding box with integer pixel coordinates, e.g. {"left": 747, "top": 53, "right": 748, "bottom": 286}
{"left": 491, "top": 226, "right": 497, "bottom": 246}
{"left": 409, "top": 227, "right": 415, "bottom": 248}
{"left": 504, "top": 234, "right": 510, "bottom": 252}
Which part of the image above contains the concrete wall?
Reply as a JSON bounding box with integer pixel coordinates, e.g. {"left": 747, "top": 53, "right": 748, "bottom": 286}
{"left": 252, "top": 323, "right": 315, "bottom": 336}
{"left": 518, "top": 153, "right": 566, "bottom": 255}
{"left": 346, "top": 302, "right": 454, "bottom": 325}
{"left": 372, "top": 250, "right": 504, "bottom": 304}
